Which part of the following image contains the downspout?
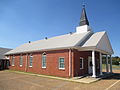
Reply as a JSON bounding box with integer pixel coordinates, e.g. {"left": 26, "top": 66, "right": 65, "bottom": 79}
{"left": 25, "top": 54, "right": 28, "bottom": 72}
{"left": 69, "top": 49, "right": 72, "bottom": 77}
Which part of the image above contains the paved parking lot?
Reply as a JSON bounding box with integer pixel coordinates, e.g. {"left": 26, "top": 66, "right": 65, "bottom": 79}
{"left": 0, "top": 70, "right": 120, "bottom": 90}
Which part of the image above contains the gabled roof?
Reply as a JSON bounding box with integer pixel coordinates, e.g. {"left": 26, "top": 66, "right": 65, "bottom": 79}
{"left": 5, "top": 31, "right": 92, "bottom": 55}
{"left": 82, "top": 31, "right": 114, "bottom": 54}
{"left": 0, "top": 47, "right": 12, "bottom": 59}
{"left": 5, "top": 31, "right": 113, "bottom": 55}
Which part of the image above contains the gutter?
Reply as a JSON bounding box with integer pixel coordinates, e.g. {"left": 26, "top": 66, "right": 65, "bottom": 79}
{"left": 5, "top": 46, "right": 75, "bottom": 55}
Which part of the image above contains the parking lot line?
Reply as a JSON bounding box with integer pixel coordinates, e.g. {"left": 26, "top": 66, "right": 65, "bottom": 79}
{"left": 105, "top": 80, "right": 120, "bottom": 90}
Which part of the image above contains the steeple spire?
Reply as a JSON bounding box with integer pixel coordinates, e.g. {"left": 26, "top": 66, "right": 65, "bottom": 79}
{"left": 79, "top": 5, "right": 89, "bottom": 26}
{"left": 76, "top": 3, "right": 92, "bottom": 34}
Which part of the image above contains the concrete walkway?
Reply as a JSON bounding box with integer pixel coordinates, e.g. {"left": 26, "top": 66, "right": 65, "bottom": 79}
{"left": 72, "top": 77, "right": 100, "bottom": 83}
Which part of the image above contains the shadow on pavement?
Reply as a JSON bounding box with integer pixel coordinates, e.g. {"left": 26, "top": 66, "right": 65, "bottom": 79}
{"left": 102, "top": 73, "right": 120, "bottom": 80}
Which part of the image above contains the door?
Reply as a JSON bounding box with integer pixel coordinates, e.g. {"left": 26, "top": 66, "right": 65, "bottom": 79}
{"left": 88, "top": 56, "right": 92, "bottom": 74}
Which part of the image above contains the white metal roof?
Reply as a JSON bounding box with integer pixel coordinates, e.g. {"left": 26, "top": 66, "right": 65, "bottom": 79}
{"left": 5, "top": 31, "right": 113, "bottom": 55}
{"left": 82, "top": 31, "right": 105, "bottom": 47}
{"left": 5, "top": 31, "right": 92, "bottom": 55}
{"left": 82, "top": 31, "right": 114, "bottom": 54}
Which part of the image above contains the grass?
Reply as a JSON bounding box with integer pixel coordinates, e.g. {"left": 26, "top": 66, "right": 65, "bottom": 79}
{"left": 102, "top": 64, "right": 120, "bottom": 70}
{"left": 112, "top": 65, "right": 120, "bottom": 69}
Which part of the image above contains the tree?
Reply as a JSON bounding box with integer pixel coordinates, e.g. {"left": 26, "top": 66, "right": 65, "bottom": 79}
{"left": 102, "top": 56, "right": 120, "bottom": 65}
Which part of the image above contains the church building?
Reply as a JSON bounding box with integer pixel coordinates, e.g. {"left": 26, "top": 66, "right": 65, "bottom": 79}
{"left": 5, "top": 6, "right": 113, "bottom": 78}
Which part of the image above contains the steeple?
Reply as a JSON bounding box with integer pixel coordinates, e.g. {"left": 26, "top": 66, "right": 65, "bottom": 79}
{"left": 76, "top": 4, "right": 92, "bottom": 34}
{"left": 79, "top": 5, "right": 89, "bottom": 26}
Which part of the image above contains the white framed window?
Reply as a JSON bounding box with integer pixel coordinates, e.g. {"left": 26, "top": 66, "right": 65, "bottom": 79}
{"left": 29, "top": 55, "right": 33, "bottom": 67}
{"left": 12, "top": 56, "right": 15, "bottom": 66}
{"left": 42, "top": 53, "right": 46, "bottom": 68}
{"left": 59, "top": 57, "right": 65, "bottom": 69}
{"left": 20, "top": 55, "right": 23, "bottom": 67}
{"left": 80, "top": 57, "right": 84, "bottom": 69}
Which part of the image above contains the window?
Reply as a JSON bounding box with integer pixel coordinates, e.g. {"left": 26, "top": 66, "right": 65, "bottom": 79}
{"left": 59, "top": 58, "right": 65, "bottom": 69}
{"left": 80, "top": 57, "right": 84, "bottom": 69}
{"left": 12, "top": 56, "right": 15, "bottom": 66}
{"left": 29, "top": 55, "right": 33, "bottom": 67}
{"left": 42, "top": 53, "right": 46, "bottom": 68}
{"left": 20, "top": 55, "right": 23, "bottom": 66}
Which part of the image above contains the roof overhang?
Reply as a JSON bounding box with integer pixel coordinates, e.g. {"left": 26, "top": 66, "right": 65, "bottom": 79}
{"left": 74, "top": 46, "right": 114, "bottom": 55}
{"left": 5, "top": 45, "right": 113, "bottom": 56}
{"left": 5, "top": 46, "right": 75, "bottom": 55}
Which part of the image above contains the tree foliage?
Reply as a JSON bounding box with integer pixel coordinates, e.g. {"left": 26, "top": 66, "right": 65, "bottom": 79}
{"left": 102, "top": 56, "right": 120, "bottom": 65}
{"left": 112, "top": 56, "right": 120, "bottom": 65}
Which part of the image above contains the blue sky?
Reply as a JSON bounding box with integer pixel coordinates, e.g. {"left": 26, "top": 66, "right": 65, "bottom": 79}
{"left": 0, "top": 0, "right": 120, "bottom": 56}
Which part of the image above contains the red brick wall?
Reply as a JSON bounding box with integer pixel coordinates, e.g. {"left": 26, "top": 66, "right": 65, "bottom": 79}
{"left": 9, "top": 49, "right": 100, "bottom": 78}
{"left": 73, "top": 50, "right": 90, "bottom": 76}
{"left": 9, "top": 50, "right": 70, "bottom": 78}
{"left": 73, "top": 50, "right": 100, "bottom": 77}
{"left": 9, "top": 54, "right": 27, "bottom": 72}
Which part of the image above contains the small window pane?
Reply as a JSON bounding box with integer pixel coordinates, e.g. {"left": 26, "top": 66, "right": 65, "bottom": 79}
{"left": 12, "top": 56, "right": 15, "bottom": 66}
{"left": 59, "top": 58, "right": 65, "bottom": 69}
{"left": 20, "top": 56, "right": 23, "bottom": 66}
{"left": 80, "top": 57, "right": 83, "bottom": 69}
{"left": 29, "top": 55, "right": 33, "bottom": 67}
{"left": 42, "top": 54, "right": 46, "bottom": 68}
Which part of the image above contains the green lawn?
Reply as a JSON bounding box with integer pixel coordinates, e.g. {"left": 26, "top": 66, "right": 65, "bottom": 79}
{"left": 102, "top": 64, "right": 120, "bottom": 70}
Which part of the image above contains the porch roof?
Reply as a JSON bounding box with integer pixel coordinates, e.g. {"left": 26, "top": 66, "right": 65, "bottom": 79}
{"left": 81, "top": 31, "right": 114, "bottom": 55}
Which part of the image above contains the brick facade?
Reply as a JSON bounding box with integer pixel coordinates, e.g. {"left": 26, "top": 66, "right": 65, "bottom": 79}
{"left": 9, "top": 49, "right": 100, "bottom": 78}
{"left": 73, "top": 50, "right": 100, "bottom": 77}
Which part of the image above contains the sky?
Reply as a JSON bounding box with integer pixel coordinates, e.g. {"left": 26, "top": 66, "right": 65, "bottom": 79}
{"left": 0, "top": 0, "right": 120, "bottom": 56}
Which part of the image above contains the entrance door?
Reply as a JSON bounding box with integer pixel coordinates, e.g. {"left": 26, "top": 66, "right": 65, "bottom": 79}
{"left": 88, "top": 56, "right": 92, "bottom": 74}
